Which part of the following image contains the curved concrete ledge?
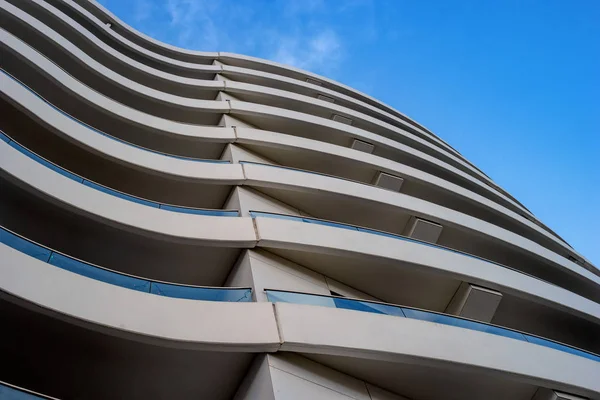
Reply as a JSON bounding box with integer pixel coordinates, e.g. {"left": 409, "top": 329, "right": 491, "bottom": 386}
{"left": 0, "top": 12, "right": 497, "bottom": 200}
{"left": 38, "top": 0, "right": 219, "bottom": 73}
{"left": 275, "top": 302, "right": 600, "bottom": 398}
{"left": 0, "top": 244, "right": 280, "bottom": 351}
{"left": 60, "top": 0, "right": 536, "bottom": 220}
{"left": 34, "top": 0, "right": 470, "bottom": 167}
{"left": 236, "top": 128, "right": 572, "bottom": 255}
{"left": 4, "top": 74, "right": 571, "bottom": 273}
{"left": 231, "top": 101, "right": 532, "bottom": 213}
{"left": 3, "top": 73, "right": 594, "bottom": 290}
{"left": 0, "top": 4, "right": 227, "bottom": 114}
{"left": 76, "top": 0, "right": 445, "bottom": 142}
{"left": 0, "top": 42, "right": 233, "bottom": 147}
{"left": 253, "top": 217, "right": 600, "bottom": 324}
{"left": 7, "top": 0, "right": 220, "bottom": 91}
{"left": 8, "top": 0, "right": 544, "bottom": 234}
{"left": 245, "top": 164, "right": 600, "bottom": 288}
{"left": 1, "top": 27, "right": 533, "bottom": 222}
{"left": 221, "top": 64, "right": 459, "bottom": 155}
{"left": 1, "top": 141, "right": 256, "bottom": 246}
{"left": 2, "top": 70, "right": 547, "bottom": 255}
{"left": 1, "top": 73, "right": 241, "bottom": 183}
{"left": 8, "top": 0, "right": 471, "bottom": 171}
{"left": 1, "top": 0, "right": 470, "bottom": 170}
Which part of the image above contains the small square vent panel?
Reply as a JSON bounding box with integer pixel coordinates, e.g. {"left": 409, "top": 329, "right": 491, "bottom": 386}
{"left": 350, "top": 139, "right": 374, "bottom": 154}
{"left": 373, "top": 172, "right": 404, "bottom": 192}
{"left": 317, "top": 94, "right": 335, "bottom": 103}
{"left": 332, "top": 114, "right": 353, "bottom": 125}
{"left": 446, "top": 282, "right": 502, "bottom": 323}
{"left": 404, "top": 217, "right": 443, "bottom": 244}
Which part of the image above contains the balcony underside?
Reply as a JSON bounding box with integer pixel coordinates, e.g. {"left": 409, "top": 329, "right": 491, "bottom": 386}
{"left": 0, "top": 294, "right": 253, "bottom": 400}
{"left": 0, "top": 172, "right": 243, "bottom": 286}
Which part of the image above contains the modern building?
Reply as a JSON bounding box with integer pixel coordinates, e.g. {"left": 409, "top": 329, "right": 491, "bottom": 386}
{"left": 0, "top": 1, "right": 598, "bottom": 399}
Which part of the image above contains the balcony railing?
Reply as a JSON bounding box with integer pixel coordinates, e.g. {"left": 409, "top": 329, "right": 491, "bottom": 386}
{"left": 0, "top": 226, "right": 251, "bottom": 302}
{"left": 249, "top": 210, "right": 559, "bottom": 288}
{"left": 0, "top": 380, "right": 57, "bottom": 399}
{"left": 1, "top": 131, "right": 238, "bottom": 217}
{"left": 265, "top": 289, "right": 600, "bottom": 363}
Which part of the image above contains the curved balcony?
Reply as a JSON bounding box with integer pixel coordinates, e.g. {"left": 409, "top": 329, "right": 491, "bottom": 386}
{"left": 235, "top": 130, "right": 574, "bottom": 254}
{"left": 1, "top": 57, "right": 536, "bottom": 231}
{"left": 266, "top": 289, "right": 600, "bottom": 363}
{"left": 0, "top": 3, "right": 515, "bottom": 202}
{"left": 0, "top": 243, "right": 279, "bottom": 399}
{"left": 272, "top": 298, "right": 600, "bottom": 399}
{"left": 1, "top": 64, "right": 577, "bottom": 270}
{"left": 249, "top": 212, "right": 600, "bottom": 355}
{"left": 0, "top": 241, "right": 279, "bottom": 350}
{"left": 49, "top": 0, "right": 454, "bottom": 150}
{"left": 1, "top": 33, "right": 231, "bottom": 159}
{"left": 4, "top": 0, "right": 476, "bottom": 179}
{"left": 55, "top": 0, "right": 544, "bottom": 222}
{"left": 0, "top": 226, "right": 250, "bottom": 302}
{"left": 2, "top": 70, "right": 596, "bottom": 299}
{"left": 0, "top": 131, "right": 238, "bottom": 217}
{"left": 242, "top": 163, "right": 600, "bottom": 299}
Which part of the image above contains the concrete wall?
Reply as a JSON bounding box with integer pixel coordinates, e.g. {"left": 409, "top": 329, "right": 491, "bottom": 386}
{"left": 226, "top": 249, "right": 376, "bottom": 303}
{"left": 234, "top": 354, "right": 410, "bottom": 400}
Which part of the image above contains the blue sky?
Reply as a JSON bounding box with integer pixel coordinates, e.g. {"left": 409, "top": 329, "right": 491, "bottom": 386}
{"left": 98, "top": 0, "right": 600, "bottom": 266}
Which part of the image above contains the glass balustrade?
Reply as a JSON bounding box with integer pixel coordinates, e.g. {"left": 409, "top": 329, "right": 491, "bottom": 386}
{"left": 265, "top": 289, "right": 600, "bottom": 363}
{"left": 0, "top": 381, "right": 50, "bottom": 400}
{"left": 0, "top": 227, "right": 251, "bottom": 302}
{"left": 0, "top": 131, "right": 238, "bottom": 217}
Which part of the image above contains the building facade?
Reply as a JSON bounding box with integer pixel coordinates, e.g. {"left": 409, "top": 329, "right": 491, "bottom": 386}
{"left": 0, "top": 1, "right": 599, "bottom": 399}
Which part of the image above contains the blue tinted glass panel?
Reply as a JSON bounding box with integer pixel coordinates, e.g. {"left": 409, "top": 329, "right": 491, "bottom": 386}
{"left": 168, "top": 153, "right": 230, "bottom": 163}
{"left": 150, "top": 283, "right": 251, "bottom": 302}
{"left": 524, "top": 335, "right": 600, "bottom": 362}
{"left": 332, "top": 297, "right": 406, "bottom": 317}
{"left": 402, "top": 308, "right": 527, "bottom": 342}
{"left": 82, "top": 180, "right": 159, "bottom": 208}
{"left": 302, "top": 218, "right": 358, "bottom": 231}
{"left": 159, "top": 205, "right": 238, "bottom": 217}
{"left": 9, "top": 141, "right": 82, "bottom": 182}
{"left": 0, "top": 383, "right": 45, "bottom": 400}
{"left": 249, "top": 212, "right": 303, "bottom": 222}
{"left": 48, "top": 253, "right": 151, "bottom": 293}
{"left": 266, "top": 291, "right": 338, "bottom": 308}
{"left": 0, "top": 131, "right": 11, "bottom": 143}
{"left": 0, "top": 228, "right": 51, "bottom": 262}
{"left": 357, "top": 228, "right": 405, "bottom": 240}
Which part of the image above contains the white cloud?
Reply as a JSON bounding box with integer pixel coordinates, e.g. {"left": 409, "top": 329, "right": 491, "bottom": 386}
{"left": 164, "top": 0, "right": 223, "bottom": 49}
{"left": 126, "top": 0, "right": 345, "bottom": 75}
{"left": 133, "top": 0, "right": 154, "bottom": 22}
{"left": 271, "top": 29, "right": 342, "bottom": 73}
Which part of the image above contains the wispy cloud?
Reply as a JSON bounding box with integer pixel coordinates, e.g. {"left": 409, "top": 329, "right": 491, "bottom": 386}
{"left": 271, "top": 29, "right": 342, "bottom": 72}
{"left": 116, "top": 0, "right": 350, "bottom": 75}
{"left": 133, "top": 0, "right": 154, "bottom": 23}
{"left": 164, "top": 0, "right": 222, "bottom": 49}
